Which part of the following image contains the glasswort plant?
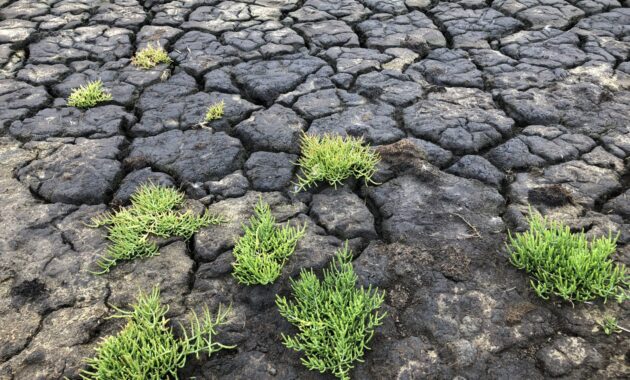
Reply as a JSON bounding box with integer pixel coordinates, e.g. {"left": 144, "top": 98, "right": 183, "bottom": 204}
{"left": 232, "top": 198, "right": 305, "bottom": 285}
{"left": 294, "top": 133, "right": 380, "bottom": 191}
{"left": 132, "top": 43, "right": 172, "bottom": 69}
{"left": 67, "top": 80, "right": 113, "bottom": 108}
{"left": 276, "top": 245, "right": 386, "bottom": 380}
{"left": 80, "top": 287, "right": 233, "bottom": 379}
{"left": 89, "top": 183, "right": 223, "bottom": 273}
{"left": 507, "top": 211, "right": 628, "bottom": 303}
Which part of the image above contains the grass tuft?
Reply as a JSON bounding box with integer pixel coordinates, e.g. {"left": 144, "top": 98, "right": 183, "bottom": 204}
{"left": 67, "top": 80, "right": 112, "bottom": 108}
{"left": 231, "top": 198, "right": 305, "bottom": 285}
{"left": 507, "top": 211, "right": 628, "bottom": 303}
{"left": 131, "top": 43, "right": 172, "bottom": 69}
{"left": 294, "top": 133, "right": 380, "bottom": 191}
{"left": 80, "top": 287, "right": 233, "bottom": 380}
{"left": 89, "top": 183, "right": 223, "bottom": 274}
{"left": 205, "top": 100, "right": 225, "bottom": 122}
{"left": 276, "top": 244, "right": 386, "bottom": 380}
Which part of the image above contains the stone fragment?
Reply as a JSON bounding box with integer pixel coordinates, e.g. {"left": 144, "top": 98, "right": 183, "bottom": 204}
{"left": 309, "top": 103, "right": 404, "bottom": 144}
{"left": 355, "top": 70, "right": 425, "bottom": 107}
{"left": 244, "top": 152, "right": 296, "bottom": 191}
{"left": 234, "top": 104, "right": 306, "bottom": 153}
{"left": 206, "top": 171, "right": 250, "bottom": 199}
{"left": 9, "top": 106, "right": 135, "bottom": 141}
{"left": 232, "top": 54, "right": 328, "bottom": 105}
{"left": 0, "top": 19, "right": 36, "bottom": 44}
{"left": 28, "top": 25, "right": 133, "bottom": 64}
{"left": 171, "top": 31, "right": 240, "bottom": 76}
{"left": 493, "top": 0, "right": 585, "bottom": 29}
{"left": 223, "top": 21, "right": 305, "bottom": 60}
{"left": 0, "top": 80, "right": 50, "bottom": 129}
{"left": 406, "top": 48, "right": 484, "bottom": 88}
{"left": 294, "top": 20, "right": 359, "bottom": 51}
{"left": 430, "top": 3, "right": 523, "bottom": 48}
{"left": 16, "top": 64, "right": 71, "bottom": 86}
{"left": 323, "top": 47, "right": 393, "bottom": 74}
{"left": 446, "top": 155, "right": 505, "bottom": 187}
{"left": 357, "top": 11, "right": 446, "bottom": 52}
{"left": 310, "top": 188, "right": 377, "bottom": 241}
{"left": 17, "top": 137, "right": 125, "bottom": 204}
{"left": 403, "top": 88, "right": 514, "bottom": 154}
{"left": 126, "top": 130, "right": 245, "bottom": 183}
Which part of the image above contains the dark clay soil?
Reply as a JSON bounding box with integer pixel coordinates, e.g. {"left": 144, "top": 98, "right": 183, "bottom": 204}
{"left": 0, "top": 0, "right": 629, "bottom": 379}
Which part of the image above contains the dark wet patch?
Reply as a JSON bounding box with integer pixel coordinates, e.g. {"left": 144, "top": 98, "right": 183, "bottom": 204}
{"left": 10, "top": 279, "right": 47, "bottom": 308}
{"left": 527, "top": 185, "right": 573, "bottom": 207}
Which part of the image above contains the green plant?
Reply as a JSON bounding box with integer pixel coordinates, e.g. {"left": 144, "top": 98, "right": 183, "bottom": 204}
{"left": 89, "top": 183, "right": 223, "bottom": 273}
{"left": 132, "top": 43, "right": 172, "bottom": 69}
{"left": 231, "top": 198, "right": 305, "bottom": 285}
{"left": 205, "top": 100, "right": 225, "bottom": 122}
{"left": 294, "top": 133, "right": 380, "bottom": 191}
{"left": 67, "top": 80, "right": 113, "bottom": 108}
{"left": 80, "top": 287, "right": 233, "bottom": 380}
{"left": 507, "top": 211, "right": 628, "bottom": 303}
{"left": 599, "top": 315, "right": 621, "bottom": 335}
{"left": 276, "top": 245, "right": 386, "bottom": 380}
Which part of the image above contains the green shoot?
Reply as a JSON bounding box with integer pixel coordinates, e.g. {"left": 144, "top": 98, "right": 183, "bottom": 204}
{"left": 599, "top": 315, "right": 622, "bottom": 335}
{"left": 205, "top": 100, "right": 225, "bottom": 122}
{"left": 89, "top": 183, "right": 223, "bottom": 274}
{"left": 80, "top": 287, "right": 234, "bottom": 379}
{"left": 67, "top": 80, "right": 112, "bottom": 108}
{"left": 231, "top": 198, "right": 305, "bottom": 285}
{"left": 507, "top": 211, "right": 628, "bottom": 303}
{"left": 132, "top": 43, "right": 172, "bottom": 69}
{"left": 276, "top": 245, "right": 386, "bottom": 380}
{"left": 294, "top": 133, "right": 380, "bottom": 191}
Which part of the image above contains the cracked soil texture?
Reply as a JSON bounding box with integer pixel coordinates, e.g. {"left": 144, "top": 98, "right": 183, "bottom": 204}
{"left": 0, "top": 0, "right": 629, "bottom": 379}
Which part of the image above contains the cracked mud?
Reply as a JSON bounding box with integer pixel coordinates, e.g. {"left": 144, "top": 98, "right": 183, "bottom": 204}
{"left": 0, "top": 0, "right": 629, "bottom": 379}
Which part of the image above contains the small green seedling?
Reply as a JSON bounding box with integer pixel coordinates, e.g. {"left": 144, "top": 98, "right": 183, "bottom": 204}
{"left": 67, "top": 80, "right": 112, "bottom": 108}
{"left": 294, "top": 133, "right": 380, "bottom": 191}
{"left": 276, "top": 245, "right": 386, "bottom": 380}
{"left": 205, "top": 100, "right": 225, "bottom": 122}
{"left": 507, "top": 211, "right": 628, "bottom": 303}
{"left": 89, "top": 183, "right": 223, "bottom": 273}
{"left": 599, "top": 315, "right": 622, "bottom": 335}
{"left": 232, "top": 198, "right": 305, "bottom": 285}
{"left": 132, "top": 43, "right": 172, "bottom": 69}
{"left": 80, "top": 287, "right": 234, "bottom": 380}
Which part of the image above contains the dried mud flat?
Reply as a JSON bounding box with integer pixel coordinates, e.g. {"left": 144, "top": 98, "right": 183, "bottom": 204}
{"left": 1, "top": 0, "right": 629, "bottom": 379}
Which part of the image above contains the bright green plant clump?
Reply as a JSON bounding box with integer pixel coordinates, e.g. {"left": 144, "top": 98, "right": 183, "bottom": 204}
{"left": 80, "top": 287, "right": 233, "bottom": 380}
{"left": 276, "top": 245, "right": 386, "bottom": 380}
{"left": 295, "top": 133, "right": 380, "bottom": 191}
{"left": 132, "top": 43, "right": 172, "bottom": 69}
{"left": 67, "top": 80, "right": 113, "bottom": 108}
{"left": 231, "top": 198, "right": 305, "bottom": 285}
{"left": 508, "top": 212, "right": 628, "bottom": 303}
{"left": 90, "top": 183, "right": 223, "bottom": 273}
{"left": 205, "top": 100, "right": 225, "bottom": 122}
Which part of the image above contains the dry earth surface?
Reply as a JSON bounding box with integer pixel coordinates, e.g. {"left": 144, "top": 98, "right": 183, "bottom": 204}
{"left": 0, "top": 0, "right": 629, "bottom": 379}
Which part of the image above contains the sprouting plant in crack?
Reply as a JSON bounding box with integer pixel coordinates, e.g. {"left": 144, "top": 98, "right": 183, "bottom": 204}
{"left": 599, "top": 315, "right": 622, "bottom": 335}
{"left": 88, "top": 183, "right": 223, "bottom": 274}
{"left": 231, "top": 198, "right": 305, "bottom": 285}
{"left": 132, "top": 43, "right": 172, "bottom": 69}
{"left": 67, "top": 80, "right": 113, "bottom": 108}
{"left": 276, "top": 244, "right": 386, "bottom": 380}
{"left": 79, "top": 287, "right": 234, "bottom": 380}
{"left": 205, "top": 100, "right": 225, "bottom": 122}
{"left": 294, "top": 133, "right": 380, "bottom": 192}
{"left": 507, "top": 210, "right": 628, "bottom": 303}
